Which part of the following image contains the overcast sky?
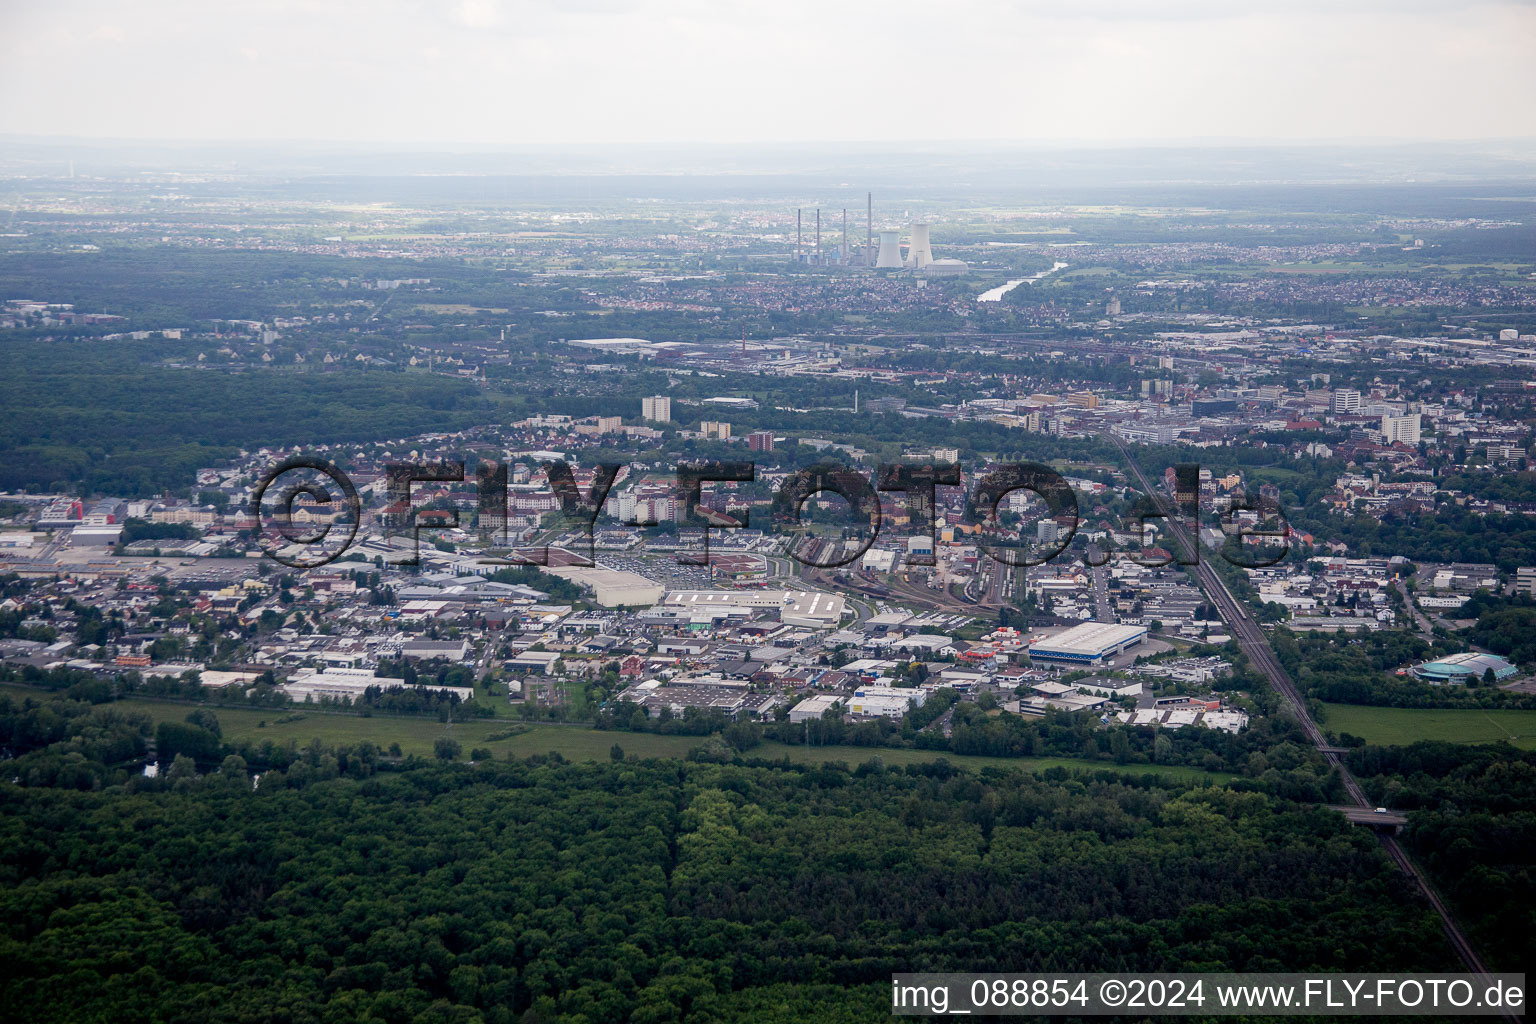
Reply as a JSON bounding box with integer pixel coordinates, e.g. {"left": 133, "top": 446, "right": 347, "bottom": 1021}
{"left": 2, "top": 0, "right": 1533, "bottom": 145}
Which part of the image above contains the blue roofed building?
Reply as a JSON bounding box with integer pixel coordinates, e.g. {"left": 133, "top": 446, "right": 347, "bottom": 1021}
{"left": 1410, "top": 652, "right": 1517, "bottom": 684}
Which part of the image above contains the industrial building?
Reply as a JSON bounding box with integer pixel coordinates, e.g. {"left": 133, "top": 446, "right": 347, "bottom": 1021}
{"left": 1193, "top": 398, "right": 1238, "bottom": 417}
{"left": 567, "top": 338, "right": 683, "bottom": 357}
{"left": 1075, "top": 676, "right": 1144, "bottom": 697}
{"left": 507, "top": 650, "right": 562, "bottom": 675}
{"left": 70, "top": 524, "right": 123, "bottom": 547}
{"left": 618, "top": 680, "right": 748, "bottom": 719}
{"left": 861, "top": 549, "right": 897, "bottom": 572}
{"left": 1410, "top": 652, "right": 1517, "bottom": 684}
{"left": 281, "top": 667, "right": 473, "bottom": 704}
{"left": 546, "top": 566, "right": 666, "bottom": 607}
{"left": 851, "top": 684, "right": 926, "bottom": 707}
{"left": 788, "top": 694, "right": 844, "bottom": 723}
{"left": 1027, "top": 622, "right": 1148, "bottom": 666}
{"left": 922, "top": 258, "right": 968, "bottom": 277}
{"left": 662, "top": 589, "right": 846, "bottom": 629}
{"left": 847, "top": 693, "right": 915, "bottom": 718}
{"left": 399, "top": 639, "right": 471, "bottom": 661}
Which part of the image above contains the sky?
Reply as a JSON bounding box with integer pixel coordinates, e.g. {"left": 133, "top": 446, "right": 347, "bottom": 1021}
{"left": 1, "top": 0, "right": 1534, "bottom": 146}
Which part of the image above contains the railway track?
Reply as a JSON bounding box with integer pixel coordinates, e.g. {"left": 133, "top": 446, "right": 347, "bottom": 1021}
{"left": 1107, "top": 434, "right": 1503, "bottom": 993}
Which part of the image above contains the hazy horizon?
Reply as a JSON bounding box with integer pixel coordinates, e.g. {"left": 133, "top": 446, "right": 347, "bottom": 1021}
{"left": 6, "top": 136, "right": 1536, "bottom": 190}
{"left": 3, "top": 0, "right": 1534, "bottom": 147}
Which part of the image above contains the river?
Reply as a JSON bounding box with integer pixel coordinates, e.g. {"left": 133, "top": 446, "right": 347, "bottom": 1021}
{"left": 976, "top": 261, "right": 1070, "bottom": 303}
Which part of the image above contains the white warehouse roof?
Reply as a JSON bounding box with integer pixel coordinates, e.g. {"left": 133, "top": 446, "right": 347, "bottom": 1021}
{"left": 1029, "top": 622, "right": 1147, "bottom": 663}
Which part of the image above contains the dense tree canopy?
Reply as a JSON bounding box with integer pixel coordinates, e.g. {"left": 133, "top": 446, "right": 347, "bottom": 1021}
{"left": 1, "top": 741, "right": 1459, "bottom": 1024}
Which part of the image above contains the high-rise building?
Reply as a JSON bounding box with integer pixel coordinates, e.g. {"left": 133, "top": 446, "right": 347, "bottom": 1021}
{"left": 1331, "top": 389, "right": 1362, "bottom": 414}
{"left": 747, "top": 431, "right": 774, "bottom": 452}
{"left": 641, "top": 396, "right": 671, "bottom": 422}
{"left": 1381, "top": 413, "right": 1421, "bottom": 445}
{"left": 700, "top": 420, "right": 731, "bottom": 440}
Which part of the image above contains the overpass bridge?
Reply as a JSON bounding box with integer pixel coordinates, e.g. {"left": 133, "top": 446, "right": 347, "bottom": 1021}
{"left": 1329, "top": 805, "right": 1409, "bottom": 832}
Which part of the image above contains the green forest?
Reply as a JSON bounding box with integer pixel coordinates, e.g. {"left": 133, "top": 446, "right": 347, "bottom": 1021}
{"left": 0, "top": 340, "right": 518, "bottom": 495}
{"left": 1, "top": 742, "right": 1459, "bottom": 1024}
{"left": 5, "top": 689, "right": 1526, "bottom": 1024}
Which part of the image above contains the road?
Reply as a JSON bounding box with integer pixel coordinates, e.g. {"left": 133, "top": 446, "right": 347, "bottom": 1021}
{"left": 1396, "top": 580, "right": 1438, "bottom": 641}
{"left": 1089, "top": 555, "right": 1111, "bottom": 621}
{"left": 1107, "top": 433, "right": 1503, "bottom": 990}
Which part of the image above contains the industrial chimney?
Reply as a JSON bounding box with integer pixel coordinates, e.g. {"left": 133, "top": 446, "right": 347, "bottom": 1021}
{"left": 906, "top": 223, "right": 933, "bottom": 270}
{"left": 875, "top": 230, "right": 903, "bottom": 269}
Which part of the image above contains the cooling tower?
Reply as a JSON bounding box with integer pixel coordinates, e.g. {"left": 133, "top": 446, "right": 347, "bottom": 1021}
{"left": 875, "top": 230, "right": 903, "bottom": 269}
{"left": 906, "top": 222, "right": 933, "bottom": 269}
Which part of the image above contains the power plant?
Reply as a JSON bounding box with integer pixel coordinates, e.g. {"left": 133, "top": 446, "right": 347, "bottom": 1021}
{"left": 790, "top": 195, "right": 962, "bottom": 275}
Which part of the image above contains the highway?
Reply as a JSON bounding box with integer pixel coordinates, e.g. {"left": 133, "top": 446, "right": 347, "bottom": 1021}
{"left": 1107, "top": 433, "right": 1503, "bottom": 991}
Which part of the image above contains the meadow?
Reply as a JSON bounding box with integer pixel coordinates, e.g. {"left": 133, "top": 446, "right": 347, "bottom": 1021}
{"left": 2, "top": 684, "right": 1231, "bottom": 782}
{"left": 1323, "top": 702, "right": 1536, "bottom": 750}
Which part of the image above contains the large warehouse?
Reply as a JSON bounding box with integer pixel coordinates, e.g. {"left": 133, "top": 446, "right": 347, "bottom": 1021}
{"left": 546, "top": 567, "right": 665, "bottom": 607}
{"left": 1410, "top": 651, "right": 1517, "bottom": 684}
{"left": 1028, "top": 622, "right": 1148, "bottom": 666}
{"left": 662, "top": 589, "right": 846, "bottom": 629}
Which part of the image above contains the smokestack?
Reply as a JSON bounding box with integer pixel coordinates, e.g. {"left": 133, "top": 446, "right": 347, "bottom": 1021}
{"left": 842, "top": 208, "right": 848, "bottom": 262}
{"left": 796, "top": 208, "right": 801, "bottom": 260}
{"left": 866, "top": 192, "right": 872, "bottom": 257}
{"left": 815, "top": 208, "right": 820, "bottom": 261}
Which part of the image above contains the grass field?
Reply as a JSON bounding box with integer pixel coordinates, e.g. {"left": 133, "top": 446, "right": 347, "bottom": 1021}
{"left": 411, "top": 303, "right": 509, "bottom": 314}
{"left": 3, "top": 684, "right": 1230, "bottom": 782}
{"left": 1322, "top": 702, "right": 1536, "bottom": 750}
{"left": 752, "top": 741, "right": 1229, "bottom": 783}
